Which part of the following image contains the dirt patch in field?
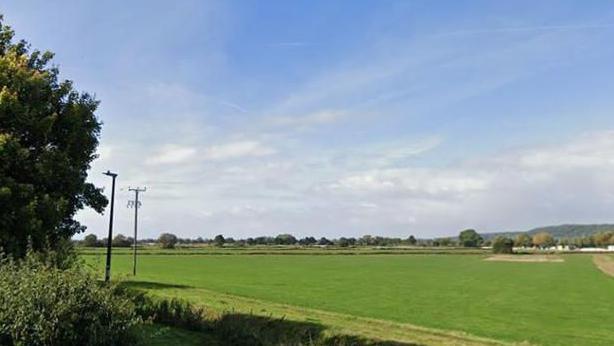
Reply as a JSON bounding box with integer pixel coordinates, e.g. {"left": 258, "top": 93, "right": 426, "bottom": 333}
{"left": 484, "top": 255, "right": 564, "bottom": 263}
{"left": 593, "top": 255, "right": 614, "bottom": 277}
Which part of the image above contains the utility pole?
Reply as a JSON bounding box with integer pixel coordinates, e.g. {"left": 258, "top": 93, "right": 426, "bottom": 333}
{"left": 103, "top": 170, "right": 118, "bottom": 283}
{"left": 128, "top": 186, "right": 146, "bottom": 276}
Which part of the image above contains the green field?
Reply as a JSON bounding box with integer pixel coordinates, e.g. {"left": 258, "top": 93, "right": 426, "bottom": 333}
{"left": 85, "top": 250, "right": 614, "bottom": 345}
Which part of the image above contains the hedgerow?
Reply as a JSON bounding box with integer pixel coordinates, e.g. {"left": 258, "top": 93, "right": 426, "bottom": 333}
{"left": 0, "top": 254, "right": 138, "bottom": 346}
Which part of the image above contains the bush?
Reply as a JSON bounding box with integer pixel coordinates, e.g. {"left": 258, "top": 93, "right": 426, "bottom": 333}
{"left": 125, "top": 290, "right": 207, "bottom": 331}
{"left": 459, "top": 229, "right": 483, "bottom": 247}
{"left": 158, "top": 233, "right": 178, "bottom": 249}
{"left": 0, "top": 254, "right": 138, "bottom": 345}
{"left": 492, "top": 236, "right": 514, "bottom": 254}
{"left": 83, "top": 234, "right": 101, "bottom": 247}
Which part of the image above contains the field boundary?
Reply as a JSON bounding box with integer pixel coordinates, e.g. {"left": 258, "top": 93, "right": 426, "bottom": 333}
{"left": 79, "top": 248, "right": 489, "bottom": 256}
{"left": 593, "top": 255, "right": 614, "bottom": 277}
{"left": 484, "top": 255, "right": 563, "bottom": 263}
{"left": 134, "top": 283, "right": 523, "bottom": 346}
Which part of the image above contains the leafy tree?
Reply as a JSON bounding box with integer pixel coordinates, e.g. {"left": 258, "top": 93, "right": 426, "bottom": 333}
{"left": 112, "top": 234, "right": 132, "bottom": 248}
{"left": 407, "top": 235, "right": 417, "bottom": 245}
{"left": 337, "top": 237, "right": 351, "bottom": 247}
{"left": 358, "top": 235, "right": 374, "bottom": 246}
{"left": 274, "top": 234, "right": 297, "bottom": 245}
{"left": 213, "top": 234, "right": 225, "bottom": 247}
{"left": 514, "top": 233, "right": 533, "bottom": 248}
{"left": 158, "top": 233, "right": 178, "bottom": 249}
{"left": 492, "top": 236, "right": 514, "bottom": 254}
{"left": 298, "top": 236, "right": 317, "bottom": 246}
{"left": 592, "top": 232, "right": 614, "bottom": 247}
{"left": 317, "top": 237, "right": 333, "bottom": 246}
{"left": 458, "top": 229, "right": 483, "bottom": 248}
{"left": 0, "top": 16, "right": 106, "bottom": 258}
{"left": 437, "top": 237, "right": 454, "bottom": 247}
{"left": 532, "top": 232, "right": 555, "bottom": 249}
{"left": 82, "top": 234, "right": 99, "bottom": 247}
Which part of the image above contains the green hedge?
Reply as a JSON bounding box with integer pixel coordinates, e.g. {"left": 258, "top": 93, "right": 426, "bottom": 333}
{"left": 0, "top": 255, "right": 138, "bottom": 346}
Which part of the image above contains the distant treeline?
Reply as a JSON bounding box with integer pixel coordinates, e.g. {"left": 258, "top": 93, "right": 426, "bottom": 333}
{"left": 77, "top": 229, "right": 485, "bottom": 249}
{"left": 482, "top": 224, "right": 614, "bottom": 240}
{"left": 76, "top": 226, "right": 614, "bottom": 251}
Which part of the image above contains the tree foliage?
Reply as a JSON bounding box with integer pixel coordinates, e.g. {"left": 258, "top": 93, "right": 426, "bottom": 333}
{"left": 213, "top": 234, "right": 225, "bottom": 247}
{"left": 532, "top": 232, "right": 555, "bottom": 248}
{"left": 274, "top": 234, "right": 297, "bottom": 245}
{"left": 0, "top": 254, "right": 137, "bottom": 345}
{"left": 492, "top": 236, "right": 514, "bottom": 254}
{"left": 459, "top": 229, "right": 483, "bottom": 248}
{"left": 158, "top": 233, "right": 178, "bottom": 249}
{"left": 0, "top": 16, "right": 106, "bottom": 258}
{"left": 514, "top": 233, "right": 533, "bottom": 248}
{"left": 82, "top": 234, "right": 99, "bottom": 247}
{"left": 112, "top": 234, "right": 133, "bottom": 248}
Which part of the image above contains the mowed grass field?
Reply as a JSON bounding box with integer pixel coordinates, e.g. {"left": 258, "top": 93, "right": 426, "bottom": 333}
{"left": 84, "top": 251, "right": 614, "bottom": 345}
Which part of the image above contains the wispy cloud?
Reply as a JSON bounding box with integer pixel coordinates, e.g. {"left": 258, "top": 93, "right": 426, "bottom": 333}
{"left": 203, "top": 140, "right": 276, "bottom": 161}
{"left": 146, "top": 145, "right": 197, "bottom": 165}
{"left": 268, "top": 110, "right": 347, "bottom": 129}
{"left": 219, "top": 100, "right": 248, "bottom": 113}
{"left": 434, "top": 23, "right": 614, "bottom": 38}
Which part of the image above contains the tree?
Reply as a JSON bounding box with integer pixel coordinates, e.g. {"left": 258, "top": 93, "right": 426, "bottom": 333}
{"left": 592, "top": 232, "right": 614, "bottom": 247}
{"left": 274, "top": 234, "right": 297, "bottom": 245}
{"left": 298, "top": 236, "right": 317, "bottom": 246}
{"left": 112, "top": 234, "right": 131, "bottom": 247}
{"left": 437, "top": 237, "right": 454, "bottom": 247}
{"left": 213, "top": 234, "right": 225, "bottom": 247}
{"left": 0, "top": 16, "right": 106, "bottom": 258}
{"left": 407, "top": 235, "right": 417, "bottom": 245}
{"left": 337, "top": 237, "right": 351, "bottom": 247}
{"left": 318, "top": 237, "right": 333, "bottom": 246}
{"left": 514, "top": 233, "right": 533, "bottom": 248}
{"left": 458, "top": 229, "right": 483, "bottom": 247}
{"left": 492, "top": 236, "right": 514, "bottom": 254}
{"left": 532, "top": 232, "right": 555, "bottom": 249}
{"left": 158, "top": 233, "right": 178, "bottom": 249}
{"left": 82, "top": 234, "right": 99, "bottom": 247}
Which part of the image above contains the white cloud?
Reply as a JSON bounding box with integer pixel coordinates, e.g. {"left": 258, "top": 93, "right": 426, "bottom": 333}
{"left": 328, "top": 168, "right": 490, "bottom": 197}
{"left": 146, "top": 145, "right": 197, "bottom": 165}
{"left": 79, "top": 130, "right": 614, "bottom": 240}
{"left": 203, "top": 141, "right": 276, "bottom": 161}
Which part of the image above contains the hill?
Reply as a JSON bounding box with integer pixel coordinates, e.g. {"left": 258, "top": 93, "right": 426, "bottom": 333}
{"left": 483, "top": 224, "right": 614, "bottom": 240}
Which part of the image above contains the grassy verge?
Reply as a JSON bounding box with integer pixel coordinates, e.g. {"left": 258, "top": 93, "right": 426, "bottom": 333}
{"left": 136, "top": 324, "right": 215, "bottom": 346}
{"left": 126, "top": 283, "right": 514, "bottom": 346}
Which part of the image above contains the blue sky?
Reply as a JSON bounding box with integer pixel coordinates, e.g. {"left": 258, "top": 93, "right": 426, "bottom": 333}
{"left": 2, "top": 1, "right": 614, "bottom": 239}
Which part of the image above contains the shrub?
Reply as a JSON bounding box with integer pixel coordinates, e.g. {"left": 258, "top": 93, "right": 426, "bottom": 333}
{"left": 124, "top": 290, "right": 207, "bottom": 331}
{"left": 112, "top": 234, "right": 133, "bottom": 247}
{"left": 0, "top": 254, "right": 138, "bottom": 345}
{"left": 459, "top": 229, "right": 483, "bottom": 247}
{"left": 158, "top": 233, "right": 178, "bottom": 249}
{"left": 83, "top": 234, "right": 101, "bottom": 247}
{"left": 492, "top": 236, "right": 514, "bottom": 254}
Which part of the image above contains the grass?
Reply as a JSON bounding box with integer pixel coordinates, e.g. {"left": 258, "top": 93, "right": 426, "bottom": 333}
{"left": 84, "top": 249, "right": 614, "bottom": 345}
{"left": 135, "top": 324, "right": 215, "bottom": 346}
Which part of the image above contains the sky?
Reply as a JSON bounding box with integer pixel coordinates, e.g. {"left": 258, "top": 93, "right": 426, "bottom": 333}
{"left": 2, "top": 1, "right": 614, "bottom": 239}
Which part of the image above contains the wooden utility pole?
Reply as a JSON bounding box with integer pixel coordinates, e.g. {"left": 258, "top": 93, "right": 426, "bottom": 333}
{"left": 128, "top": 186, "right": 146, "bottom": 276}
{"left": 103, "top": 170, "right": 118, "bottom": 282}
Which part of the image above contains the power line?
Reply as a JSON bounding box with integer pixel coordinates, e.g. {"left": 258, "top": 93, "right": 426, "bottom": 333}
{"left": 128, "top": 186, "right": 146, "bottom": 276}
